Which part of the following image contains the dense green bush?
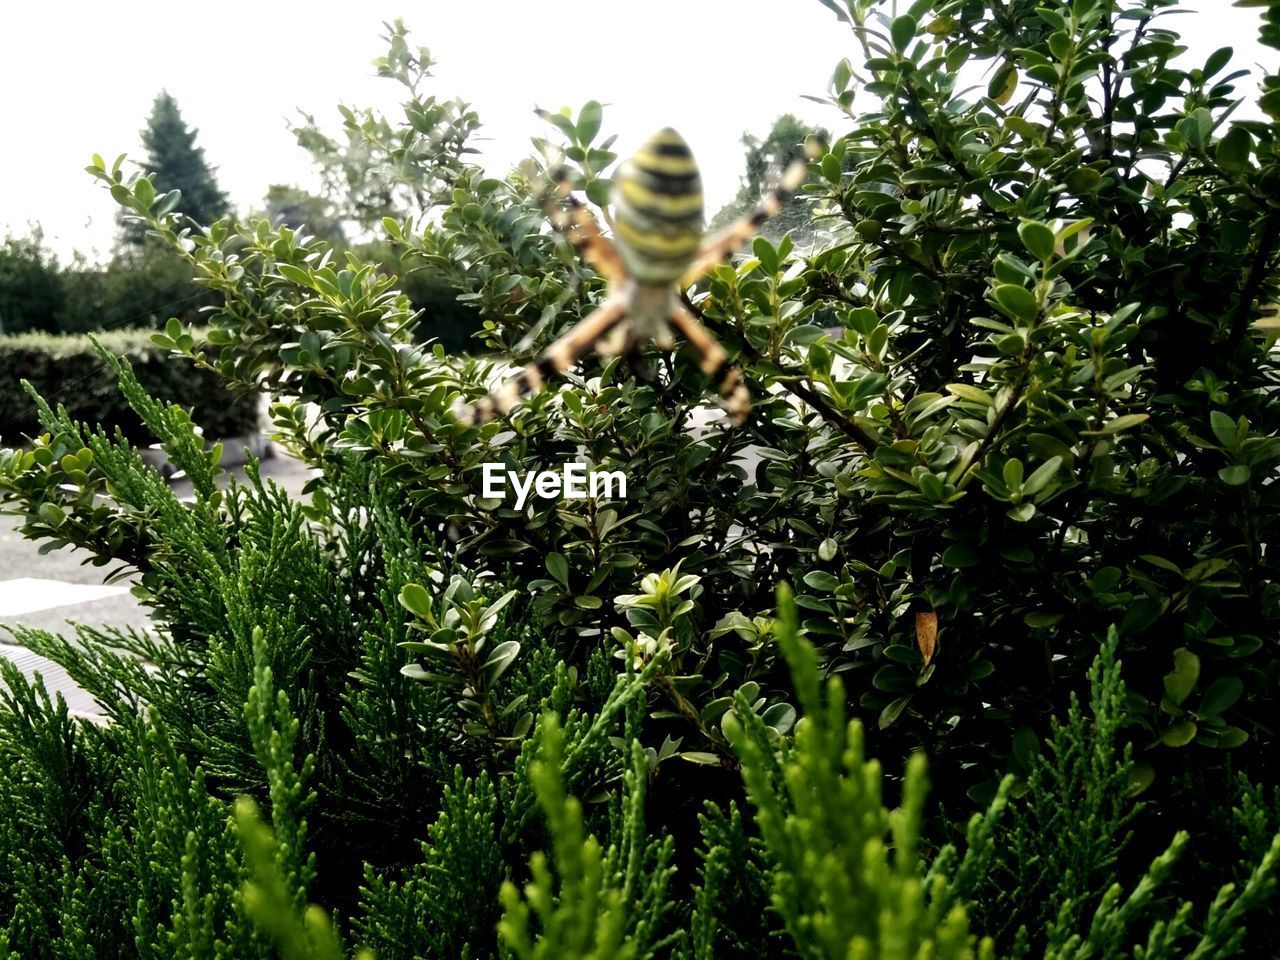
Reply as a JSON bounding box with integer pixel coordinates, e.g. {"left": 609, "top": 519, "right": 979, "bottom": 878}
{"left": 57, "top": 244, "right": 220, "bottom": 334}
{"left": 0, "top": 328, "right": 260, "bottom": 445}
{"left": 0, "top": 230, "right": 215, "bottom": 336}
{"left": 3, "top": 0, "right": 1280, "bottom": 956}
{"left": 0, "top": 231, "right": 64, "bottom": 336}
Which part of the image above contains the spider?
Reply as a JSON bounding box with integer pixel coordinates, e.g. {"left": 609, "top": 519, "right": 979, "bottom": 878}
{"left": 459, "top": 127, "right": 813, "bottom": 427}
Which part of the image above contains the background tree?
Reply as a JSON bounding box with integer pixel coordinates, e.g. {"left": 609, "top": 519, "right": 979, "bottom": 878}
{"left": 262, "top": 184, "right": 345, "bottom": 246}
{"left": 0, "top": 95, "right": 225, "bottom": 337}
{"left": 282, "top": 21, "right": 485, "bottom": 353}
{"left": 289, "top": 20, "right": 480, "bottom": 236}
{"left": 119, "top": 91, "right": 230, "bottom": 248}
{"left": 107, "top": 91, "right": 226, "bottom": 328}
{"left": 709, "top": 113, "right": 820, "bottom": 239}
{"left": 0, "top": 229, "right": 63, "bottom": 335}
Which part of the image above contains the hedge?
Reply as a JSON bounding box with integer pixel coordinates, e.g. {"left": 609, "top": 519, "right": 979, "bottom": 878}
{"left": 0, "top": 328, "right": 260, "bottom": 445}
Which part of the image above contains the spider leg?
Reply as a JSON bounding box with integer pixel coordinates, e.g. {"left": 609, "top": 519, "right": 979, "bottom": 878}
{"left": 679, "top": 153, "right": 813, "bottom": 287}
{"left": 668, "top": 301, "right": 751, "bottom": 426}
{"left": 597, "top": 320, "right": 631, "bottom": 358}
{"left": 538, "top": 165, "right": 627, "bottom": 284}
{"left": 461, "top": 297, "right": 629, "bottom": 425}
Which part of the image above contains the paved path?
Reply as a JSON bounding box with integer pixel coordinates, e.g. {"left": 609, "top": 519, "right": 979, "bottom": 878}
{"left": 0, "top": 449, "right": 315, "bottom": 717}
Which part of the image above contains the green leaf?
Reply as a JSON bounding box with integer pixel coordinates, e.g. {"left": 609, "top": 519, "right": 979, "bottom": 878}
{"left": 155, "top": 190, "right": 182, "bottom": 217}
{"left": 1162, "top": 647, "right": 1200, "bottom": 706}
{"left": 1054, "top": 217, "right": 1094, "bottom": 251}
{"left": 585, "top": 178, "right": 612, "bottom": 207}
{"left": 901, "top": 166, "right": 954, "bottom": 185}
{"left": 1022, "top": 456, "right": 1063, "bottom": 496}
{"left": 820, "top": 153, "right": 842, "bottom": 185}
{"left": 576, "top": 100, "right": 603, "bottom": 145}
{"left": 832, "top": 57, "right": 853, "bottom": 92}
{"left": 1002, "top": 458, "right": 1024, "bottom": 491}
{"left": 481, "top": 640, "right": 521, "bottom": 684}
{"left": 1204, "top": 45, "right": 1233, "bottom": 78}
{"left": 1084, "top": 413, "right": 1149, "bottom": 436}
{"left": 1065, "top": 167, "right": 1102, "bottom": 193}
{"left": 277, "top": 263, "right": 313, "bottom": 288}
{"left": 762, "top": 702, "right": 797, "bottom": 734}
{"left": 993, "top": 284, "right": 1038, "bottom": 323}
{"left": 818, "top": 538, "right": 838, "bottom": 562}
{"left": 1007, "top": 502, "right": 1036, "bottom": 522}
{"left": 1024, "top": 611, "right": 1062, "bottom": 628}
{"left": 927, "top": 15, "right": 956, "bottom": 37}
{"left": 1127, "top": 763, "right": 1156, "bottom": 796}
{"left": 814, "top": 0, "right": 851, "bottom": 25}
{"left": 1199, "top": 676, "right": 1243, "bottom": 716}
{"left": 988, "top": 62, "right": 1018, "bottom": 104}
{"left": 752, "top": 236, "right": 778, "bottom": 275}
{"left": 1209, "top": 410, "right": 1238, "bottom": 448}
{"left": 481, "top": 589, "right": 519, "bottom": 626}
{"left": 1216, "top": 126, "right": 1252, "bottom": 172}
{"left": 890, "top": 14, "right": 917, "bottom": 51}
{"left": 1218, "top": 464, "right": 1251, "bottom": 485}
{"left": 429, "top": 627, "right": 458, "bottom": 647}
{"left": 941, "top": 543, "right": 980, "bottom": 568}
{"left": 299, "top": 331, "right": 320, "bottom": 362}
{"left": 36, "top": 502, "right": 67, "bottom": 528}
{"left": 399, "top": 640, "right": 454, "bottom": 661}
{"left": 1161, "top": 720, "right": 1197, "bottom": 747}
{"left": 679, "top": 752, "right": 723, "bottom": 765}
{"left": 536, "top": 106, "right": 577, "bottom": 140}
{"left": 1206, "top": 725, "right": 1248, "bottom": 748}
{"left": 1012, "top": 726, "right": 1039, "bottom": 770}
{"left": 398, "top": 583, "right": 433, "bottom": 619}
{"left": 546, "top": 552, "right": 569, "bottom": 586}
{"left": 1261, "top": 88, "right": 1280, "bottom": 121}
{"left": 1018, "top": 221, "right": 1056, "bottom": 261}
{"left": 802, "top": 570, "right": 839, "bottom": 591}
{"left": 946, "top": 383, "right": 993, "bottom": 406}
{"left": 134, "top": 177, "right": 155, "bottom": 209}
{"left": 1046, "top": 31, "right": 1072, "bottom": 60}
{"left": 879, "top": 696, "right": 910, "bottom": 729}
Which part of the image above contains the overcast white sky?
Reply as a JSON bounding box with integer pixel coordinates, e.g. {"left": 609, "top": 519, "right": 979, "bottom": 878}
{"left": 0, "top": 1, "right": 1272, "bottom": 263}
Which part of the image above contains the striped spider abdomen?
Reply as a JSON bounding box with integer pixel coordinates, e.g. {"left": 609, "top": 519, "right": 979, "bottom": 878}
{"left": 611, "top": 128, "right": 704, "bottom": 285}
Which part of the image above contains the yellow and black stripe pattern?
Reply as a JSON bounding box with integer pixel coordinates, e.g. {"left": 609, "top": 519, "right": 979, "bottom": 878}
{"left": 611, "top": 128, "right": 704, "bottom": 285}
{"left": 458, "top": 127, "right": 817, "bottom": 427}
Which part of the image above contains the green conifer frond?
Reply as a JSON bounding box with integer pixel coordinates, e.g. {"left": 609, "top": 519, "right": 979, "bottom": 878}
{"left": 723, "top": 584, "right": 996, "bottom": 960}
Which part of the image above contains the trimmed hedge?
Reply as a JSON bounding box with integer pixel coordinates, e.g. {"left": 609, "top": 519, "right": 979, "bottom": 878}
{"left": 0, "top": 328, "right": 259, "bottom": 445}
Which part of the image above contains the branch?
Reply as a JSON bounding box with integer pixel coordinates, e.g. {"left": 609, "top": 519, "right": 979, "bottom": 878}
{"left": 1227, "top": 212, "right": 1280, "bottom": 349}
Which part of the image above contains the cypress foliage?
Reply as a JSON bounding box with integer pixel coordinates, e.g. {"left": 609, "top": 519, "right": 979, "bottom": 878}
{"left": 723, "top": 586, "right": 999, "bottom": 960}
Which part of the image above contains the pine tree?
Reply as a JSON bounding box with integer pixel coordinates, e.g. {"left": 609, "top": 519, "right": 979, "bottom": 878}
{"left": 119, "top": 91, "right": 230, "bottom": 247}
